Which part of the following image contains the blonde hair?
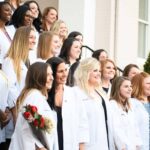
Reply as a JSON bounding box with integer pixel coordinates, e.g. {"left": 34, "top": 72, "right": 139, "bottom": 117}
{"left": 74, "top": 57, "right": 101, "bottom": 96}
{"left": 37, "top": 31, "right": 58, "bottom": 59}
{"left": 50, "top": 20, "right": 68, "bottom": 42}
{"left": 131, "top": 72, "right": 150, "bottom": 101}
{"left": 7, "top": 26, "right": 34, "bottom": 82}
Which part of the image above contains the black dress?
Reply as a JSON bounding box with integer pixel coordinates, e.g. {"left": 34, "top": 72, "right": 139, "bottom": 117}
{"left": 56, "top": 106, "right": 63, "bottom": 150}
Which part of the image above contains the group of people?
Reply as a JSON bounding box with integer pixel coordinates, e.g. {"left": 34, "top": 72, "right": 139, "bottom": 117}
{"left": 0, "top": 0, "right": 150, "bottom": 150}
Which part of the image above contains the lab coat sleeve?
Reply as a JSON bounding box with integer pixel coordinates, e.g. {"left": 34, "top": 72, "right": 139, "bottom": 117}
{"left": 2, "top": 58, "right": 19, "bottom": 108}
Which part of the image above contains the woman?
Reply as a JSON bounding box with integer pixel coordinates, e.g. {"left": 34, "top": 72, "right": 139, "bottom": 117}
{"left": 2, "top": 26, "right": 36, "bottom": 117}
{"left": 46, "top": 57, "right": 89, "bottom": 150}
{"left": 123, "top": 64, "right": 140, "bottom": 80}
{"left": 74, "top": 57, "right": 112, "bottom": 150}
{"left": 24, "top": 0, "right": 42, "bottom": 32}
{"left": 131, "top": 72, "right": 150, "bottom": 150}
{"left": 68, "top": 31, "right": 83, "bottom": 46}
{"left": 0, "top": 1, "right": 15, "bottom": 65}
{"left": 92, "top": 49, "right": 108, "bottom": 62}
{"left": 41, "top": 7, "right": 58, "bottom": 31}
{"left": 110, "top": 76, "right": 142, "bottom": 150}
{"left": 50, "top": 20, "right": 68, "bottom": 47}
{"left": 9, "top": 62, "right": 58, "bottom": 150}
{"left": 59, "top": 37, "right": 81, "bottom": 86}
{"left": 101, "top": 58, "right": 117, "bottom": 99}
{"left": 37, "top": 31, "right": 60, "bottom": 62}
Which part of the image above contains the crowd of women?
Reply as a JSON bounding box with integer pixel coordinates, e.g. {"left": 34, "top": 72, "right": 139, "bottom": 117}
{"left": 0, "top": 0, "right": 150, "bottom": 150}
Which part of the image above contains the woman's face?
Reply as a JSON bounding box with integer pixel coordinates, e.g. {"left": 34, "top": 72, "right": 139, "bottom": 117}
{"left": 46, "top": 9, "right": 57, "bottom": 24}
{"left": 28, "top": 29, "right": 36, "bottom": 50}
{"left": 69, "top": 40, "right": 81, "bottom": 60}
{"left": 0, "top": 4, "right": 12, "bottom": 22}
{"left": 128, "top": 67, "right": 140, "bottom": 80}
{"left": 88, "top": 66, "right": 101, "bottom": 87}
{"left": 29, "top": 2, "right": 39, "bottom": 18}
{"left": 75, "top": 35, "right": 83, "bottom": 46}
{"left": 23, "top": 10, "right": 33, "bottom": 26}
{"left": 46, "top": 66, "right": 53, "bottom": 89}
{"left": 59, "top": 22, "right": 68, "bottom": 38}
{"left": 143, "top": 76, "right": 150, "bottom": 97}
{"left": 102, "top": 61, "right": 116, "bottom": 80}
{"left": 99, "top": 51, "right": 108, "bottom": 61}
{"left": 120, "top": 80, "right": 132, "bottom": 100}
{"left": 56, "top": 62, "right": 68, "bottom": 85}
{"left": 51, "top": 35, "right": 60, "bottom": 56}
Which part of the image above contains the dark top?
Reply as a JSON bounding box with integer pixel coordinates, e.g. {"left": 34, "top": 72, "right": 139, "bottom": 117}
{"left": 56, "top": 106, "right": 63, "bottom": 150}
{"left": 102, "top": 87, "right": 109, "bottom": 93}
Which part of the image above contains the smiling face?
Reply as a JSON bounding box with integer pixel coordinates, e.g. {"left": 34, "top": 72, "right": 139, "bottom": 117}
{"left": 102, "top": 61, "right": 116, "bottom": 80}
{"left": 0, "top": 3, "right": 12, "bottom": 23}
{"left": 88, "top": 65, "right": 101, "bottom": 87}
{"left": 56, "top": 62, "right": 69, "bottom": 85}
{"left": 128, "top": 67, "right": 140, "bottom": 80}
{"left": 59, "top": 22, "right": 68, "bottom": 38}
{"left": 46, "top": 8, "right": 57, "bottom": 24}
{"left": 46, "top": 66, "right": 53, "bottom": 89}
{"left": 23, "top": 10, "right": 33, "bottom": 26}
{"left": 69, "top": 40, "right": 81, "bottom": 60}
{"left": 29, "top": 2, "right": 39, "bottom": 18}
{"left": 51, "top": 34, "right": 60, "bottom": 56}
{"left": 99, "top": 51, "right": 108, "bottom": 61}
{"left": 120, "top": 80, "right": 132, "bottom": 100}
{"left": 28, "top": 29, "right": 36, "bottom": 50}
{"left": 143, "top": 76, "right": 150, "bottom": 97}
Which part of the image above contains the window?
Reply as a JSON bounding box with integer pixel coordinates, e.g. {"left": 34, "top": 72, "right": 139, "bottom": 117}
{"left": 138, "top": 0, "right": 149, "bottom": 58}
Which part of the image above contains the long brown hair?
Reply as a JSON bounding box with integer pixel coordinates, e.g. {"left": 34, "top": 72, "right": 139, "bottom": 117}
{"left": 16, "top": 62, "right": 50, "bottom": 113}
{"left": 7, "top": 26, "right": 34, "bottom": 82}
{"left": 110, "top": 76, "right": 131, "bottom": 109}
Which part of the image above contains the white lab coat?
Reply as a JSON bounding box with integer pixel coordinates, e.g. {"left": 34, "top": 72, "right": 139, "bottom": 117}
{"left": 0, "top": 70, "right": 9, "bottom": 143}
{"left": 9, "top": 89, "right": 58, "bottom": 150}
{"left": 2, "top": 57, "right": 27, "bottom": 108}
{"left": 109, "top": 99, "right": 142, "bottom": 150}
{"left": 75, "top": 86, "right": 112, "bottom": 150}
{"left": 0, "top": 25, "right": 16, "bottom": 63}
{"left": 131, "top": 98, "right": 149, "bottom": 150}
{"left": 61, "top": 86, "right": 89, "bottom": 150}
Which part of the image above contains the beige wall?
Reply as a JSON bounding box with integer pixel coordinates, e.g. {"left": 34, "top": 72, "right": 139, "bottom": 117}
{"left": 23, "top": 0, "right": 58, "bottom": 11}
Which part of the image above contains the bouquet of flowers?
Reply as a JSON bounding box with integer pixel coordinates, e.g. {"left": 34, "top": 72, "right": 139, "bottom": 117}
{"left": 23, "top": 104, "right": 54, "bottom": 149}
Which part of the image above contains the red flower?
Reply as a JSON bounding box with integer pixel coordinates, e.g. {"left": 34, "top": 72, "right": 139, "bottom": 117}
{"left": 39, "top": 117, "right": 45, "bottom": 128}
{"left": 33, "top": 119, "right": 39, "bottom": 127}
{"left": 23, "top": 111, "right": 31, "bottom": 119}
{"left": 31, "top": 106, "right": 37, "bottom": 113}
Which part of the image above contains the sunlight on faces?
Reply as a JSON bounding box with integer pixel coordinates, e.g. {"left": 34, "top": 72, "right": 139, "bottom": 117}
{"left": 88, "top": 65, "right": 101, "bottom": 87}
{"left": 128, "top": 67, "right": 140, "bottom": 80}
{"left": 56, "top": 62, "right": 69, "bottom": 85}
{"left": 51, "top": 35, "right": 61, "bottom": 56}
{"left": 28, "top": 30, "right": 36, "bottom": 50}
{"left": 120, "top": 80, "right": 132, "bottom": 101}
{"left": 143, "top": 76, "right": 150, "bottom": 97}
{"left": 102, "top": 62, "right": 116, "bottom": 80}
{"left": 69, "top": 40, "right": 81, "bottom": 60}
{"left": 29, "top": 2, "right": 39, "bottom": 18}
{"left": 46, "top": 66, "right": 53, "bottom": 89}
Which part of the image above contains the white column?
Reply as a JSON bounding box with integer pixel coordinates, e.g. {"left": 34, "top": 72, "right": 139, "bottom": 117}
{"left": 58, "top": 0, "right": 96, "bottom": 58}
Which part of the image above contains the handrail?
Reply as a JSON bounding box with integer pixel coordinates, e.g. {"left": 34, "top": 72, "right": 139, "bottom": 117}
{"left": 81, "top": 45, "right": 123, "bottom": 74}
